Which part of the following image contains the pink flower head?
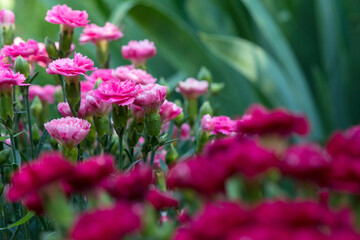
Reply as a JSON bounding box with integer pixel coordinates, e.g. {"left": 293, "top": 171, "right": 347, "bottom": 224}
{"left": 280, "top": 143, "right": 331, "bottom": 184}
{"left": 180, "top": 123, "right": 191, "bottom": 140}
{"left": 0, "top": 9, "right": 14, "bottom": 28}
{"left": 121, "top": 39, "right": 156, "bottom": 65}
{"left": 57, "top": 99, "right": 91, "bottom": 119}
{"left": 70, "top": 203, "right": 141, "bottom": 240}
{"left": 85, "top": 69, "right": 114, "bottom": 83}
{"left": 113, "top": 66, "right": 156, "bottom": 85}
{"left": 104, "top": 166, "right": 152, "bottom": 202}
{"left": 80, "top": 22, "right": 123, "bottom": 44}
{"left": 29, "top": 85, "right": 56, "bottom": 104}
{"left": 94, "top": 79, "right": 141, "bottom": 106}
{"left": 160, "top": 100, "right": 182, "bottom": 123}
{"left": 0, "top": 68, "right": 27, "bottom": 91}
{"left": 86, "top": 91, "right": 112, "bottom": 116}
{"left": 0, "top": 55, "right": 11, "bottom": 69}
{"left": 176, "top": 78, "right": 209, "bottom": 99}
{"left": 201, "top": 114, "right": 236, "bottom": 135}
{"left": 1, "top": 38, "right": 39, "bottom": 59}
{"left": 327, "top": 125, "right": 360, "bottom": 159}
{"left": 44, "top": 117, "right": 91, "bottom": 147}
{"left": 130, "top": 104, "right": 145, "bottom": 121}
{"left": 237, "top": 104, "right": 310, "bottom": 137}
{"left": 6, "top": 152, "right": 73, "bottom": 202}
{"left": 28, "top": 42, "right": 52, "bottom": 68}
{"left": 134, "top": 83, "right": 167, "bottom": 112}
{"left": 63, "top": 154, "right": 115, "bottom": 193}
{"left": 45, "top": 4, "right": 89, "bottom": 28}
{"left": 146, "top": 189, "right": 179, "bottom": 210}
{"left": 23, "top": 192, "right": 44, "bottom": 215}
{"left": 46, "top": 52, "right": 96, "bottom": 77}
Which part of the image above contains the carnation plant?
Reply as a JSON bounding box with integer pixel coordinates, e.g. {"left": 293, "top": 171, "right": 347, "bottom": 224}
{"left": 1, "top": 2, "right": 360, "bottom": 240}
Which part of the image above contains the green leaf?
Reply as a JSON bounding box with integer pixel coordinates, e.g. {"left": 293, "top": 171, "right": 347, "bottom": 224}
{"left": 36, "top": 129, "right": 48, "bottom": 158}
{"left": 0, "top": 211, "right": 35, "bottom": 231}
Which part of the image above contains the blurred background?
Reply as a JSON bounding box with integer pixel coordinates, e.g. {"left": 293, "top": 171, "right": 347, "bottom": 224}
{"left": 1, "top": 0, "right": 360, "bottom": 142}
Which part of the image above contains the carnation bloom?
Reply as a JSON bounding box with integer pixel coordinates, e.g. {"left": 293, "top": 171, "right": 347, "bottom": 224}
{"left": 327, "top": 125, "right": 360, "bottom": 158}
{"left": 121, "top": 39, "right": 156, "bottom": 65}
{"left": 62, "top": 154, "right": 115, "bottom": 193}
{"left": 237, "top": 104, "right": 310, "bottom": 137}
{"left": 70, "top": 203, "right": 141, "bottom": 240}
{"left": 44, "top": 117, "right": 91, "bottom": 148}
{"left": 85, "top": 69, "right": 114, "bottom": 83}
{"left": 176, "top": 78, "right": 209, "bottom": 99}
{"left": 45, "top": 4, "right": 89, "bottom": 28}
{"left": 133, "top": 83, "right": 167, "bottom": 112}
{"left": 201, "top": 114, "right": 236, "bottom": 135}
{"left": 57, "top": 100, "right": 91, "bottom": 119}
{"left": 80, "top": 22, "right": 123, "bottom": 44}
{"left": 46, "top": 52, "right": 96, "bottom": 77}
{"left": 86, "top": 91, "right": 112, "bottom": 116}
{"left": 29, "top": 85, "right": 56, "bottom": 104}
{"left": 23, "top": 192, "right": 44, "bottom": 215}
{"left": 1, "top": 37, "right": 39, "bottom": 59}
{"left": 146, "top": 189, "right": 179, "bottom": 210}
{"left": 280, "top": 143, "right": 331, "bottom": 184}
{"left": 113, "top": 66, "right": 156, "bottom": 85}
{"left": 94, "top": 80, "right": 141, "bottom": 106}
{"left": 160, "top": 100, "right": 182, "bottom": 123}
{"left": 0, "top": 9, "right": 15, "bottom": 28}
{"left": 6, "top": 152, "right": 73, "bottom": 202}
{"left": 0, "top": 68, "right": 27, "bottom": 91}
{"left": 104, "top": 166, "right": 152, "bottom": 202}
{"left": 0, "top": 55, "right": 11, "bottom": 69}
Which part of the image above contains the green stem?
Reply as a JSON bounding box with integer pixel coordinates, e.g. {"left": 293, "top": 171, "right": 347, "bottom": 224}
{"left": 58, "top": 75, "right": 66, "bottom": 102}
{"left": 9, "top": 131, "right": 16, "bottom": 165}
{"left": 118, "top": 134, "right": 123, "bottom": 170}
{"left": 150, "top": 147, "right": 156, "bottom": 167}
{"left": 24, "top": 88, "right": 35, "bottom": 159}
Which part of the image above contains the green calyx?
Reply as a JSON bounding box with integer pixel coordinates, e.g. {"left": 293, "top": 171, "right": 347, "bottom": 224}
{"left": 145, "top": 111, "right": 161, "bottom": 138}
{"left": 64, "top": 76, "right": 81, "bottom": 115}
{"left": 112, "top": 104, "right": 128, "bottom": 136}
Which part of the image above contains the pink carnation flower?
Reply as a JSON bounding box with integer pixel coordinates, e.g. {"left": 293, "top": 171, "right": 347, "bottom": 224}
{"left": 57, "top": 100, "right": 91, "bottom": 119}
{"left": 6, "top": 152, "right": 73, "bottom": 202}
{"left": 146, "top": 189, "right": 179, "bottom": 210}
{"left": 237, "top": 104, "right": 310, "bottom": 137}
{"left": 80, "top": 22, "right": 123, "bottom": 44}
{"left": 86, "top": 91, "right": 112, "bottom": 116}
{"left": 1, "top": 37, "right": 39, "bottom": 59}
{"left": 327, "top": 125, "right": 360, "bottom": 159}
{"left": 176, "top": 78, "right": 209, "bottom": 99}
{"left": 28, "top": 42, "right": 52, "bottom": 68}
{"left": 29, "top": 85, "right": 56, "bottom": 104}
{"left": 113, "top": 66, "right": 156, "bottom": 85}
{"left": 121, "top": 39, "right": 156, "bottom": 65}
{"left": 134, "top": 83, "right": 167, "bottom": 112}
{"left": 70, "top": 203, "right": 141, "bottom": 240}
{"left": 201, "top": 114, "right": 236, "bottom": 135}
{"left": 0, "top": 55, "right": 11, "bottom": 69}
{"left": 94, "top": 79, "right": 141, "bottom": 106}
{"left": 80, "top": 80, "right": 95, "bottom": 93}
{"left": 160, "top": 100, "right": 182, "bottom": 123}
{"left": 85, "top": 69, "right": 114, "bottom": 83}
{"left": 45, "top": 4, "right": 89, "bottom": 28}
{"left": 46, "top": 52, "right": 96, "bottom": 77}
{"left": 0, "top": 9, "right": 14, "bottom": 28}
{"left": 44, "top": 117, "right": 91, "bottom": 147}
{"left": 0, "top": 68, "right": 27, "bottom": 91}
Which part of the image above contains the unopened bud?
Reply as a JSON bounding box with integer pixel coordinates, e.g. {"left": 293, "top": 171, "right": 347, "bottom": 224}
{"left": 165, "top": 143, "right": 178, "bottom": 165}
{"left": 30, "top": 96, "right": 43, "bottom": 119}
{"left": 14, "top": 56, "right": 30, "bottom": 78}
{"left": 197, "top": 66, "right": 212, "bottom": 84}
{"left": 199, "top": 101, "right": 213, "bottom": 118}
{"left": 45, "top": 37, "right": 58, "bottom": 60}
{"left": 174, "top": 112, "right": 184, "bottom": 127}
{"left": 32, "top": 123, "right": 41, "bottom": 145}
{"left": 64, "top": 76, "right": 81, "bottom": 114}
{"left": 210, "top": 82, "right": 225, "bottom": 95}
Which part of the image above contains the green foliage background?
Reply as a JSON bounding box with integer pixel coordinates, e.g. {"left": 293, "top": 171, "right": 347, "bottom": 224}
{"left": 2, "top": 0, "right": 360, "bottom": 141}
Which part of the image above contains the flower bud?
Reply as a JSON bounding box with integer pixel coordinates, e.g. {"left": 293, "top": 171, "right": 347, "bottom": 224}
{"left": 0, "top": 9, "right": 15, "bottom": 46}
{"left": 14, "top": 56, "right": 30, "bottom": 78}
{"left": 112, "top": 104, "right": 128, "bottom": 136}
{"left": 30, "top": 96, "right": 43, "bottom": 120}
{"left": 145, "top": 112, "right": 161, "bottom": 137}
{"left": 64, "top": 76, "right": 81, "bottom": 114}
{"left": 165, "top": 143, "right": 178, "bottom": 165}
{"left": 174, "top": 112, "right": 184, "bottom": 127}
{"left": 199, "top": 101, "right": 213, "bottom": 118}
{"left": 45, "top": 37, "right": 58, "bottom": 60}
{"left": 197, "top": 66, "right": 212, "bottom": 84}
{"left": 0, "top": 91, "right": 14, "bottom": 129}
{"left": 32, "top": 123, "right": 41, "bottom": 145}
{"left": 210, "top": 82, "right": 225, "bottom": 95}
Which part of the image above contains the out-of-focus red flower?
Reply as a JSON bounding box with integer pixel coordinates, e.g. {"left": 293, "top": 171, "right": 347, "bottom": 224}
{"left": 146, "top": 188, "right": 178, "bottom": 210}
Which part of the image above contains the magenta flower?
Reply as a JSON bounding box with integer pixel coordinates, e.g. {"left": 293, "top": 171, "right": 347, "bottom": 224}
{"left": 46, "top": 52, "right": 96, "bottom": 77}
{"left": 176, "top": 78, "right": 209, "bottom": 99}
{"left": 1, "top": 37, "right": 39, "bottom": 59}
{"left": 327, "top": 125, "right": 360, "bottom": 159}
{"left": 0, "top": 68, "right": 27, "bottom": 91}
{"left": 57, "top": 100, "right": 91, "bottom": 119}
{"left": 23, "top": 192, "right": 44, "bottom": 215}
{"left": 201, "top": 114, "right": 236, "bottom": 135}
{"left": 45, "top": 4, "right": 89, "bottom": 28}
{"left": 122, "top": 39, "right": 156, "bottom": 65}
{"left": 86, "top": 91, "right": 112, "bottom": 116}
{"left": 146, "top": 189, "right": 179, "bottom": 210}
{"left": 44, "top": 117, "right": 91, "bottom": 148}
{"left": 130, "top": 104, "right": 145, "bottom": 121}
{"left": 160, "top": 100, "right": 182, "bottom": 123}
{"left": 0, "top": 55, "right": 11, "bottom": 69}
{"left": 70, "top": 203, "right": 141, "bottom": 240}
{"left": 237, "top": 104, "right": 310, "bottom": 137}
{"left": 62, "top": 154, "right": 115, "bottom": 193}
{"left": 113, "top": 66, "right": 156, "bottom": 85}
{"left": 85, "top": 69, "right": 114, "bottom": 83}
{"left": 0, "top": 9, "right": 14, "bottom": 28}
{"left": 6, "top": 152, "right": 73, "bottom": 202}
{"left": 80, "top": 22, "right": 123, "bottom": 44}
{"left": 94, "top": 79, "right": 141, "bottom": 106}
{"left": 280, "top": 143, "right": 331, "bottom": 184}
{"left": 28, "top": 42, "right": 52, "bottom": 68}
{"left": 29, "top": 85, "right": 56, "bottom": 104}
{"left": 134, "top": 83, "right": 167, "bottom": 113}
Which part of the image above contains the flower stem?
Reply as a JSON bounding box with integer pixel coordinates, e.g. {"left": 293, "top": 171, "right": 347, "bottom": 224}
{"left": 9, "top": 130, "right": 17, "bottom": 165}
{"left": 118, "top": 134, "right": 123, "bottom": 170}
{"left": 150, "top": 147, "right": 156, "bottom": 167}
{"left": 24, "top": 87, "right": 35, "bottom": 159}
{"left": 58, "top": 74, "right": 66, "bottom": 102}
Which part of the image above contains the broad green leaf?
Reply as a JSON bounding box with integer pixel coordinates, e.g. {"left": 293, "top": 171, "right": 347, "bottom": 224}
{"left": 0, "top": 211, "right": 35, "bottom": 231}
{"left": 199, "top": 33, "right": 297, "bottom": 109}
{"left": 241, "top": 0, "right": 323, "bottom": 139}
